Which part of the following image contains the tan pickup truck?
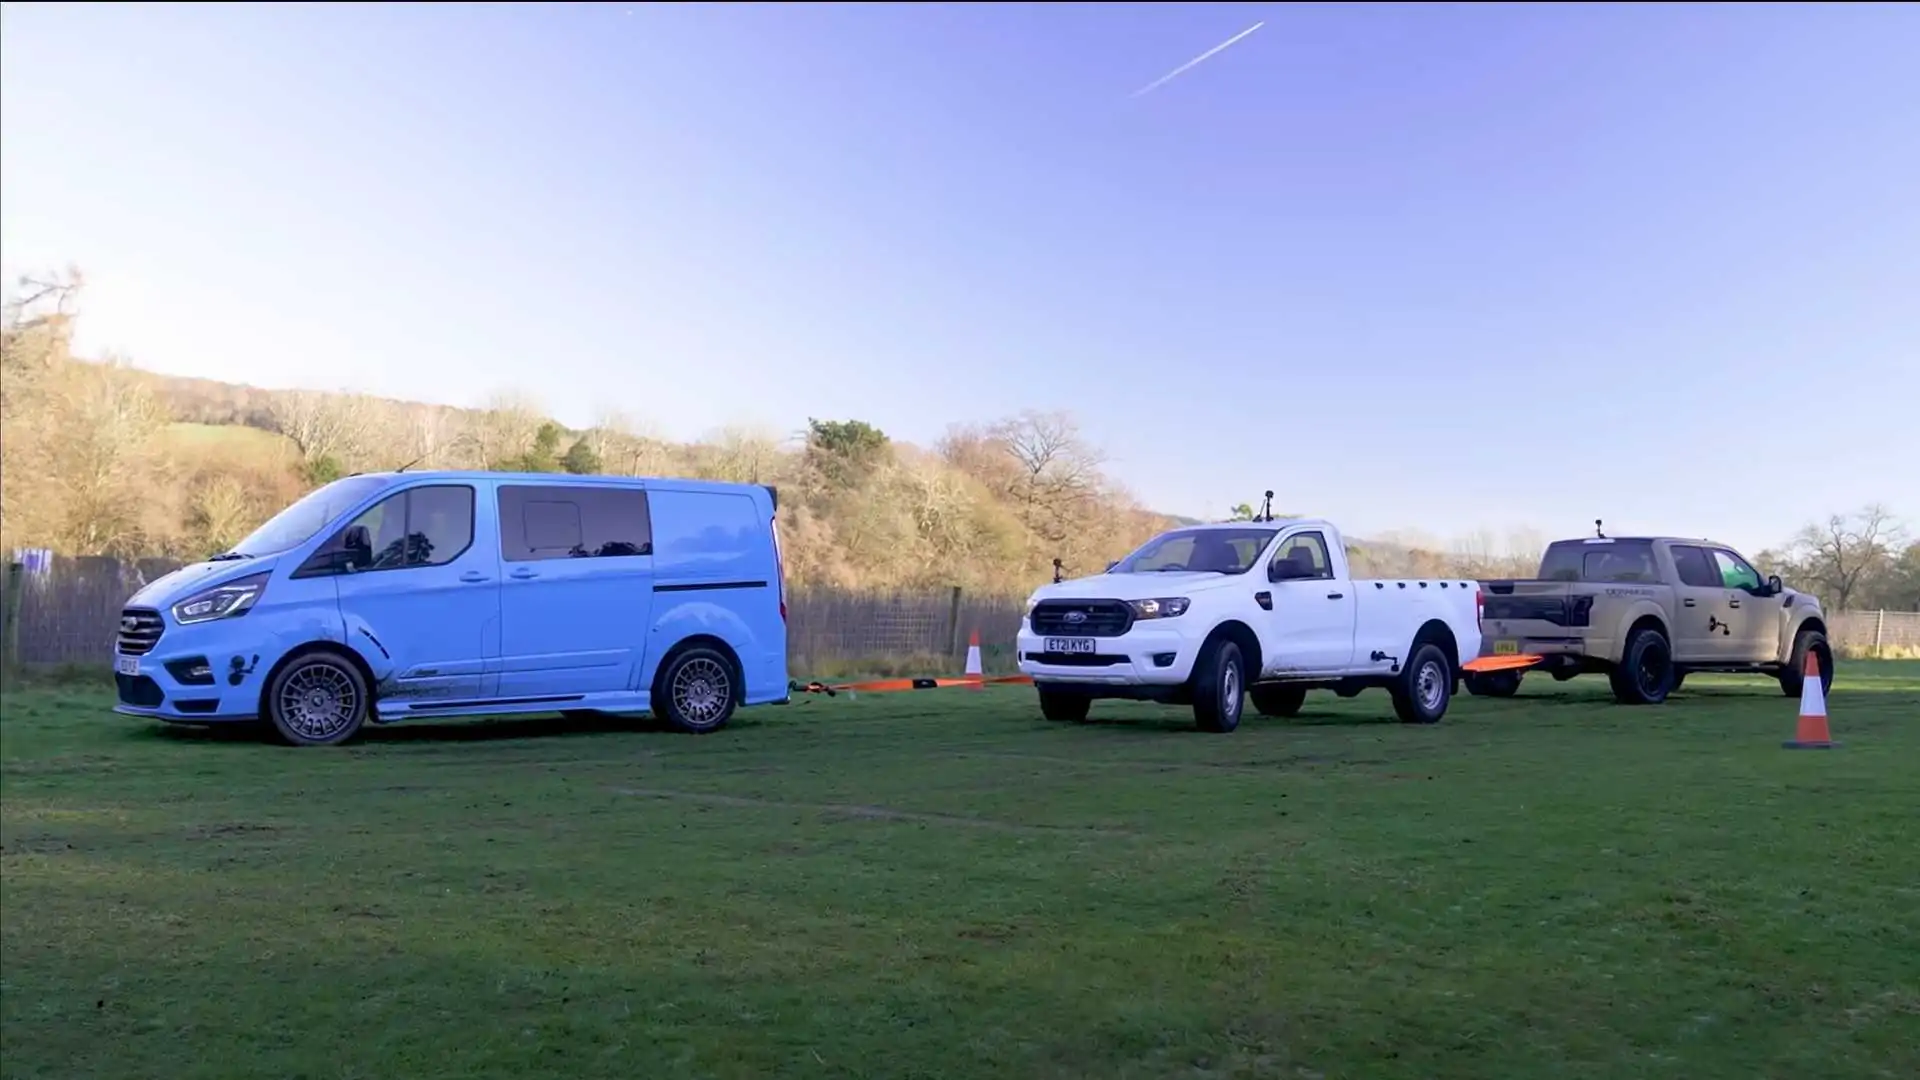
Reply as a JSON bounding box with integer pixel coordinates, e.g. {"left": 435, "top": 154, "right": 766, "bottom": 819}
{"left": 1467, "top": 531, "right": 1833, "bottom": 705}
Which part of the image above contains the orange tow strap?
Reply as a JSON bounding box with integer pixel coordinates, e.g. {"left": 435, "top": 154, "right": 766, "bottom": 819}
{"left": 788, "top": 674, "right": 1034, "bottom": 696}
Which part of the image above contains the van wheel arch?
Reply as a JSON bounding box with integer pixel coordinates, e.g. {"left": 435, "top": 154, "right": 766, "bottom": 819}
{"left": 652, "top": 634, "right": 747, "bottom": 708}
{"left": 256, "top": 641, "right": 380, "bottom": 722}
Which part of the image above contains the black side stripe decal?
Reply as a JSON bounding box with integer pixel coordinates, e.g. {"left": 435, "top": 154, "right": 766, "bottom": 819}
{"left": 655, "top": 580, "right": 769, "bottom": 593}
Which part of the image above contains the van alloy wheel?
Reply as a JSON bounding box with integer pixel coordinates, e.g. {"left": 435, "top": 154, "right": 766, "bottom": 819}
{"left": 659, "top": 647, "right": 739, "bottom": 733}
{"left": 266, "top": 653, "right": 369, "bottom": 746}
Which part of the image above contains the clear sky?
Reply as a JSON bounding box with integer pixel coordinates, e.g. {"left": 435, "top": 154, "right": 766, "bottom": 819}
{"left": 3, "top": 2, "right": 1915, "bottom": 555}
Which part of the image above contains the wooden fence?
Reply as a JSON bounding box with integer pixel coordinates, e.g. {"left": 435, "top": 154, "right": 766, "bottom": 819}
{"left": 2, "top": 557, "right": 1915, "bottom": 675}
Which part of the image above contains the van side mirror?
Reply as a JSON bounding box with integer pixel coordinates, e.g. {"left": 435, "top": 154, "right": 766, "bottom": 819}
{"left": 1765, "top": 573, "right": 1784, "bottom": 596}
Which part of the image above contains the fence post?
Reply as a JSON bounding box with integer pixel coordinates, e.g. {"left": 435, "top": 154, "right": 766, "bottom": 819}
{"left": 946, "top": 585, "right": 964, "bottom": 663}
{"left": 2, "top": 562, "right": 23, "bottom": 671}
{"left": 1873, "top": 609, "right": 1886, "bottom": 659}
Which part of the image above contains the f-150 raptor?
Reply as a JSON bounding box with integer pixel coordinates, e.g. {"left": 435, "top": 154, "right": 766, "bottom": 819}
{"left": 1464, "top": 524, "right": 1832, "bottom": 705}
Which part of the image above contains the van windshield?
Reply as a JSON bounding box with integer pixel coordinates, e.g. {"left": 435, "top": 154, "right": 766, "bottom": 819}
{"left": 1111, "top": 527, "right": 1278, "bottom": 575}
{"left": 226, "top": 475, "right": 393, "bottom": 558}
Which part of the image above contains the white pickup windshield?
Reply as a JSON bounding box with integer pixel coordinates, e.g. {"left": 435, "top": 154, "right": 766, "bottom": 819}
{"left": 1111, "top": 527, "right": 1279, "bottom": 575}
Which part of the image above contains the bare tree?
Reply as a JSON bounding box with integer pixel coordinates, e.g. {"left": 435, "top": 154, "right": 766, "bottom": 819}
{"left": 992, "top": 410, "right": 1105, "bottom": 540}
{"left": 697, "top": 426, "right": 785, "bottom": 484}
{"left": 266, "top": 389, "right": 376, "bottom": 469}
{"left": 1787, "top": 505, "right": 1907, "bottom": 610}
{"left": 454, "top": 391, "right": 546, "bottom": 468}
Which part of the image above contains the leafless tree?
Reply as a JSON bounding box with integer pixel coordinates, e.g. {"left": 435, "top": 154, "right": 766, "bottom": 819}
{"left": 266, "top": 389, "right": 376, "bottom": 468}
{"left": 1788, "top": 504, "right": 1907, "bottom": 610}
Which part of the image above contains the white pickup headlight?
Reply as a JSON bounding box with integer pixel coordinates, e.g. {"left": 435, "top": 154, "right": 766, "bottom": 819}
{"left": 1127, "top": 597, "right": 1190, "bottom": 619}
{"left": 172, "top": 572, "right": 269, "bottom": 625}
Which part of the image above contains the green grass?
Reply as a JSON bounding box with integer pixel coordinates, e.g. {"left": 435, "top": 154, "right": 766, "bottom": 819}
{"left": 4, "top": 664, "right": 1917, "bottom": 1080}
{"left": 160, "top": 421, "right": 297, "bottom": 462}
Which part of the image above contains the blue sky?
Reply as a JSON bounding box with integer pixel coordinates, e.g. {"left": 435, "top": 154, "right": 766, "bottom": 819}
{"left": 3, "top": 2, "right": 1915, "bottom": 554}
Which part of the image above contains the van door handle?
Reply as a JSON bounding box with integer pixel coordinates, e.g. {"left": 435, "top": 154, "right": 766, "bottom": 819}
{"left": 1683, "top": 599, "right": 1696, "bottom": 607}
{"left": 1727, "top": 598, "right": 1741, "bottom": 608}
{"left": 509, "top": 567, "right": 538, "bottom": 580}
{"left": 458, "top": 571, "right": 490, "bottom": 583}
{"left": 1326, "top": 592, "right": 1344, "bottom": 600}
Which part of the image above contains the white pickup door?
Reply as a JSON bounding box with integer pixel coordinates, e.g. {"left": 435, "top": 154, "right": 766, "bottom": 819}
{"left": 1259, "top": 526, "right": 1483, "bottom": 680}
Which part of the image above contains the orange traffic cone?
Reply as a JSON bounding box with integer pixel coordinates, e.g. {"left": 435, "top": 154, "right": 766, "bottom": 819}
{"left": 962, "top": 630, "right": 984, "bottom": 689}
{"left": 1782, "top": 650, "right": 1839, "bottom": 750}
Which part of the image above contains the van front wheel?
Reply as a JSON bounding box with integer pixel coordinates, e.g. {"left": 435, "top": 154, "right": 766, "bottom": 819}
{"left": 265, "top": 650, "right": 370, "bottom": 747}
{"left": 657, "top": 647, "right": 738, "bottom": 734}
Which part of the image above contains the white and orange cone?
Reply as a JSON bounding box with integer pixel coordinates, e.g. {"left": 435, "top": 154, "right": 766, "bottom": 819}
{"left": 963, "top": 630, "right": 984, "bottom": 689}
{"left": 1782, "top": 650, "right": 1839, "bottom": 750}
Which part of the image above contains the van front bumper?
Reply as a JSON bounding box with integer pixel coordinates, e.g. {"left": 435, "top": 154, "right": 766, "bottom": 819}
{"left": 110, "top": 632, "right": 271, "bottom": 723}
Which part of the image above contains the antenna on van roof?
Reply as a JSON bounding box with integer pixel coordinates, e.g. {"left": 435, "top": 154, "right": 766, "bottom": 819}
{"left": 1259, "top": 490, "right": 1274, "bottom": 523}
{"left": 395, "top": 455, "right": 425, "bottom": 473}
{"left": 1595, "top": 519, "right": 1606, "bottom": 539}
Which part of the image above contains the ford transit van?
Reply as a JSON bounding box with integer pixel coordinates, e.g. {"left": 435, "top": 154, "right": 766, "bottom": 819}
{"left": 112, "top": 472, "right": 789, "bottom": 745}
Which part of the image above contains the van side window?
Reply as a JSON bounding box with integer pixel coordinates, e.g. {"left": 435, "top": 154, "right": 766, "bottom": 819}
{"left": 295, "top": 484, "right": 475, "bottom": 576}
{"left": 1670, "top": 545, "right": 1720, "bottom": 588}
{"left": 498, "top": 485, "right": 652, "bottom": 562}
{"left": 1269, "top": 531, "right": 1333, "bottom": 581}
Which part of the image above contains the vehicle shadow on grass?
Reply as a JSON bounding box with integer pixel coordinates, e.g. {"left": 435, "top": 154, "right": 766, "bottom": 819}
{"left": 133, "top": 710, "right": 726, "bottom": 747}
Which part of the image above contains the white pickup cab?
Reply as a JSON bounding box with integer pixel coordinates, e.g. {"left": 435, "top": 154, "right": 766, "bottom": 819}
{"left": 1017, "top": 519, "right": 1485, "bottom": 732}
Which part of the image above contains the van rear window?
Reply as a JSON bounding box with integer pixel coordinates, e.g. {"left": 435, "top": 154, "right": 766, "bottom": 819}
{"left": 498, "top": 485, "right": 652, "bottom": 561}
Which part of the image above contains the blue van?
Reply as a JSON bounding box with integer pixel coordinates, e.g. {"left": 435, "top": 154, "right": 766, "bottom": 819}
{"left": 112, "top": 471, "right": 790, "bottom": 745}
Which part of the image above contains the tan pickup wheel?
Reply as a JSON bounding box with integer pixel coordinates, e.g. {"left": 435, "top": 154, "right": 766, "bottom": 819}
{"left": 1609, "top": 626, "right": 1673, "bottom": 705}
{"left": 1464, "top": 670, "right": 1522, "bottom": 698}
{"left": 1250, "top": 684, "right": 1306, "bottom": 717}
{"left": 1778, "top": 628, "right": 1835, "bottom": 698}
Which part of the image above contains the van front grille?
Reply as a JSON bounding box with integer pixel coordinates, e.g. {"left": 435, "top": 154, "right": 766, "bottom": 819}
{"left": 117, "top": 608, "right": 165, "bottom": 656}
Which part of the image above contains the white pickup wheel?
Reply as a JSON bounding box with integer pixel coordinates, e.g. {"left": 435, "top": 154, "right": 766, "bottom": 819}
{"left": 1037, "top": 688, "right": 1091, "bottom": 722}
{"left": 1391, "top": 642, "right": 1453, "bottom": 724}
{"left": 1249, "top": 685, "right": 1306, "bottom": 717}
{"left": 1190, "top": 638, "right": 1245, "bottom": 733}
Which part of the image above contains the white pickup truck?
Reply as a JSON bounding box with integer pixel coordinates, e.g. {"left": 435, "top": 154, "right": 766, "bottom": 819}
{"left": 1016, "top": 518, "right": 1485, "bottom": 732}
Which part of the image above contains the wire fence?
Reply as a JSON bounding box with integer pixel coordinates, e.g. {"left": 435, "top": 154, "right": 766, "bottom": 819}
{"left": 0, "top": 556, "right": 1029, "bottom": 677}
{"left": 2, "top": 556, "right": 1916, "bottom": 675}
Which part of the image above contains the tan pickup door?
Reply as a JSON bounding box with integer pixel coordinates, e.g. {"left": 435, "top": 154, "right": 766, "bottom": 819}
{"left": 1706, "top": 547, "right": 1774, "bottom": 663}
{"left": 1668, "top": 544, "right": 1731, "bottom": 662}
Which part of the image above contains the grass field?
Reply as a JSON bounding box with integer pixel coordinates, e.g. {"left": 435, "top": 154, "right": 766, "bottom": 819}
{"left": 3, "top": 664, "right": 1917, "bottom": 1080}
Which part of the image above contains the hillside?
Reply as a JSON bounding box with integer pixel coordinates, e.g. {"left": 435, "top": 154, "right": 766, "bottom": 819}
{"left": 7, "top": 273, "right": 1910, "bottom": 606}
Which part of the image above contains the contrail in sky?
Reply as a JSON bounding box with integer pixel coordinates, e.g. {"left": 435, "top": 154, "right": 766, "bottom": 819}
{"left": 1129, "top": 20, "right": 1266, "bottom": 99}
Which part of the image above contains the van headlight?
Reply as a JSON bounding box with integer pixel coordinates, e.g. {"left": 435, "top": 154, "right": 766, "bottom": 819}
{"left": 172, "top": 573, "right": 269, "bottom": 625}
{"left": 1128, "top": 597, "right": 1190, "bottom": 619}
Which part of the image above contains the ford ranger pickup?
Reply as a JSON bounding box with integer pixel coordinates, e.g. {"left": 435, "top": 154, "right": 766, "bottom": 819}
{"left": 1016, "top": 519, "right": 1485, "bottom": 732}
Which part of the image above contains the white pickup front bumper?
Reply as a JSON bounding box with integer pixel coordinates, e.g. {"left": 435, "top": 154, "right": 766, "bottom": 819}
{"left": 1015, "top": 623, "right": 1200, "bottom": 687}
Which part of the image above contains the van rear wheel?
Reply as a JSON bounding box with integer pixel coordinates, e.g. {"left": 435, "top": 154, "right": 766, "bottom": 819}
{"left": 656, "top": 646, "right": 738, "bottom": 734}
{"left": 265, "top": 650, "right": 370, "bottom": 747}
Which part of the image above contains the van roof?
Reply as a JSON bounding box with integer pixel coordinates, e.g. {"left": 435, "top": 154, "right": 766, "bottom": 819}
{"left": 354, "top": 471, "right": 776, "bottom": 501}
